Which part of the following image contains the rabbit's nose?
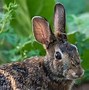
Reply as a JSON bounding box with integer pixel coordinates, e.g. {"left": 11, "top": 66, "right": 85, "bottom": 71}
{"left": 76, "top": 72, "right": 82, "bottom": 77}
{"left": 76, "top": 69, "right": 84, "bottom": 77}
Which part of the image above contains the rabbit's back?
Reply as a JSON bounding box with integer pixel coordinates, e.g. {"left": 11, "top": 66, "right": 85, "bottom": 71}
{"left": 0, "top": 57, "right": 48, "bottom": 90}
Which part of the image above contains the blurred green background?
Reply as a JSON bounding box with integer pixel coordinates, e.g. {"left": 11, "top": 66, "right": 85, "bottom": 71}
{"left": 0, "top": 0, "right": 89, "bottom": 85}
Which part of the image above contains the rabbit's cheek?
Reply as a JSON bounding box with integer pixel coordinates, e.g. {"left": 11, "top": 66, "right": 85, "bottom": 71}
{"left": 62, "top": 63, "right": 69, "bottom": 76}
{"left": 53, "top": 60, "right": 63, "bottom": 70}
{"left": 52, "top": 60, "right": 63, "bottom": 74}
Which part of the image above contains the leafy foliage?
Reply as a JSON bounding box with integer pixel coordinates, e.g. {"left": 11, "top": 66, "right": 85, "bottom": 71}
{"left": 56, "top": 0, "right": 89, "bottom": 14}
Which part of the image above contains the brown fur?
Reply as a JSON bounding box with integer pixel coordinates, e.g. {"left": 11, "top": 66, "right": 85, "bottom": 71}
{"left": 0, "top": 57, "right": 73, "bottom": 90}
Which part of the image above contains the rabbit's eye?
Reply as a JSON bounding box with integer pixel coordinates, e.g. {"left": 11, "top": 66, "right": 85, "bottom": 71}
{"left": 55, "top": 51, "right": 62, "bottom": 60}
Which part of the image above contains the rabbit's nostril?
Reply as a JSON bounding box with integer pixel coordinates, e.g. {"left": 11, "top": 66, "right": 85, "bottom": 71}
{"left": 76, "top": 73, "right": 81, "bottom": 77}
{"left": 76, "top": 70, "right": 84, "bottom": 77}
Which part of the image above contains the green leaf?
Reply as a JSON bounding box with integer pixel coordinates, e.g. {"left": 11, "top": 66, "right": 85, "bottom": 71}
{"left": 67, "top": 13, "right": 89, "bottom": 40}
{"left": 27, "top": 0, "right": 55, "bottom": 26}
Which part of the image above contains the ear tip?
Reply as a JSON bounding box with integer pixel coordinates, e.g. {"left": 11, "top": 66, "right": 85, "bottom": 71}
{"left": 32, "top": 16, "right": 43, "bottom": 22}
{"left": 55, "top": 3, "right": 64, "bottom": 9}
{"left": 32, "top": 16, "right": 49, "bottom": 26}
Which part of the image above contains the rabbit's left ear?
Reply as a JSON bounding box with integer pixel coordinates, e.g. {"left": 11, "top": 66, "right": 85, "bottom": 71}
{"left": 32, "top": 16, "right": 55, "bottom": 46}
{"left": 54, "top": 3, "right": 67, "bottom": 41}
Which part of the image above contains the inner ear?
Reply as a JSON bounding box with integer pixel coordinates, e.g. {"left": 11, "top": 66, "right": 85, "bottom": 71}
{"left": 32, "top": 16, "right": 55, "bottom": 46}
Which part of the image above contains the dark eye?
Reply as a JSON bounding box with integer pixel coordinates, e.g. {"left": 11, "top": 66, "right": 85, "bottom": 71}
{"left": 55, "top": 51, "right": 62, "bottom": 60}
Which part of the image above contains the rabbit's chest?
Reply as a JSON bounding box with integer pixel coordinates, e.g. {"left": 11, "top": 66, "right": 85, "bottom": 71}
{"left": 47, "top": 81, "right": 72, "bottom": 90}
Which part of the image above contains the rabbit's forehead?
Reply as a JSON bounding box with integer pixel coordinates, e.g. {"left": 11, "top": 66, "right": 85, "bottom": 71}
{"left": 55, "top": 42, "right": 78, "bottom": 53}
{"left": 63, "top": 43, "right": 77, "bottom": 52}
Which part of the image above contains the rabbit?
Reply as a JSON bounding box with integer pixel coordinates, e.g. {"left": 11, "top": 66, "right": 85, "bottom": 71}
{"left": 0, "top": 3, "right": 84, "bottom": 90}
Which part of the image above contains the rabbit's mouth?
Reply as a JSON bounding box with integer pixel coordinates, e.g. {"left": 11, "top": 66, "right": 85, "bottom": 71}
{"left": 66, "top": 73, "right": 79, "bottom": 80}
{"left": 66, "top": 69, "right": 84, "bottom": 80}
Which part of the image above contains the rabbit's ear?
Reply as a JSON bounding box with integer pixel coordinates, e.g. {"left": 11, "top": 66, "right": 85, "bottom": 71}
{"left": 32, "top": 16, "right": 55, "bottom": 45}
{"left": 54, "top": 3, "right": 67, "bottom": 40}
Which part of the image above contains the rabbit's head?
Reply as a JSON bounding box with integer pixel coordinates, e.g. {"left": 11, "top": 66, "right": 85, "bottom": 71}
{"left": 32, "top": 3, "right": 84, "bottom": 80}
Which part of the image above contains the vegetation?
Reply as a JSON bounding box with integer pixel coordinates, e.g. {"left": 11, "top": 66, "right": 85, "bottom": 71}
{"left": 0, "top": 0, "right": 89, "bottom": 85}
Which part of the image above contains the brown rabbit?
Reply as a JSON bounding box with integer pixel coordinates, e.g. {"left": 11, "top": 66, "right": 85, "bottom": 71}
{"left": 0, "top": 3, "right": 84, "bottom": 90}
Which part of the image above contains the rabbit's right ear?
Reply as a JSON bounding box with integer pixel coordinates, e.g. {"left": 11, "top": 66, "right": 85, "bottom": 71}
{"left": 54, "top": 3, "right": 67, "bottom": 41}
{"left": 32, "top": 16, "right": 55, "bottom": 46}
